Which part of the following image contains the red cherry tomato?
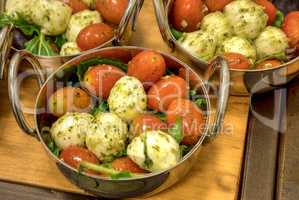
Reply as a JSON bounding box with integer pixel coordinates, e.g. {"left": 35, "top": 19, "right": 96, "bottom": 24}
{"left": 112, "top": 157, "right": 147, "bottom": 173}
{"left": 83, "top": 64, "right": 125, "bottom": 99}
{"left": 131, "top": 114, "right": 167, "bottom": 136}
{"left": 60, "top": 146, "right": 99, "bottom": 169}
{"left": 96, "top": 0, "right": 128, "bottom": 24}
{"left": 171, "top": 0, "right": 204, "bottom": 32}
{"left": 205, "top": 0, "right": 233, "bottom": 12}
{"left": 147, "top": 76, "right": 188, "bottom": 112}
{"left": 77, "top": 23, "right": 114, "bottom": 51}
{"left": 61, "top": 0, "right": 88, "bottom": 13}
{"left": 178, "top": 67, "right": 203, "bottom": 88}
{"left": 283, "top": 11, "right": 299, "bottom": 48}
{"left": 254, "top": 0, "right": 277, "bottom": 25}
{"left": 222, "top": 52, "right": 251, "bottom": 69}
{"left": 128, "top": 51, "right": 166, "bottom": 89}
{"left": 166, "top": 98, "right": 204, "bottom": 145}
{"left": 256, "top": 59, "right": 282, "bottom": 69}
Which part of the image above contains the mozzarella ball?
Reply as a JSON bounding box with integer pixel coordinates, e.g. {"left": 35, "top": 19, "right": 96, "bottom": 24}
{"left": 5, "top": 0, "right": 33, "bottom": 22}
{"left": 30, "top": 0, "right": 72, "bottom": 35}
{"left": 127, "top": 131, "right": 181, "bottom": 172}
{"left": 178, "top": 30, "right": 217, "bottom": 62}
{"left": 50, "top": 112, "right": 94, "bottom": 149}
{"left": 201, "top": 11, "right": 233, "bottom": 44}
{"left": 60, "top": 42, "right": 81, "bottom": 56}
{"left": 108, "top": 76, "right": 147, "bottom": 122}
{"left": 218, "top": 36, "right": 257, "bottom": 63}
{"left": 86, "top": 112, "right": 128, "bottom": 162}
{"left": 82, "top": 0, "right": 96, "bottom": 9}
{"left": 66, "top": 10, "right": 102, "bottom": 42}
{"left": 255, "top": 26, "right": 289, "bottom": 60}
{"left": 224, "top": 0, "right": 268, "bottom": 40}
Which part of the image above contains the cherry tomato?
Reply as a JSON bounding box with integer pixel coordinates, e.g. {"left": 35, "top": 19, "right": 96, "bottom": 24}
{"left": 61, "top": 0, "right": 88, "bottom": 13}
{"left": 256, "top": 59, "right": 282, "bottom": 69}
{"left": 283, "top": 11, "right": 299, "bottom": 48}
{"left": 48, "top": 87, "right": 93, "bottom": 117}
{"left": 222, "top": 52, "right": 251, "bottom": 69}
{"left": 112, "top": 157, "right": 147, "bottom": 173}
{"left": 83, "top": 64, "right": 125, "bottom": 99}
{"left": 171, "top": 0, "right": 204, "bottom": 32}
{"left": 147, "top": 76, "right": 188, "bottom": 112}
{"left": 128, "top": 51, "right": 166, "bottom": 89}
{"left": 77, "top": 23, "right": 114, "bottom": 51}
{"left": 254, "top": 0, "right": 277, "bottom": 25}
{"left": 205, "top": 0, "right": 232, "bottom": 12}
{"left": 166, "top": 98, "right": 204, "bottom": 145}
{"left": 60, "top": 146, "right": 99, "bottom": 169}
{"left": 96, "top": 0, "right": 128, "bottom": 24}
{"left": 131, "top": 114, "right": 167, "bottom": 137}
{"left": 178, "top": 67, "right": 202, "bottom": 88}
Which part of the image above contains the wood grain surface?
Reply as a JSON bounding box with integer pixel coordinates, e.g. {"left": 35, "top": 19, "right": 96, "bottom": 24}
{"left": 0, "top": 1, "right": 250, "bottom": 199}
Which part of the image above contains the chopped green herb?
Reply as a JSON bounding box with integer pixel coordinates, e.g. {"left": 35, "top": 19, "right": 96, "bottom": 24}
{"left": 194, "top": 98, "right": 207, "bottom": 110}
{"left": 154, "top": 112, "right": 167, "bottom": 122}
{"left": 77, "top": 58, "right": 128, "bottom": 80}
{"left": 168, "top": 117, "right": 183, "bottom": 143}
{"left": 113, "top": 149, "right": 127, "bottom": 158}
{"left": 47, "top": 140, "right": 60, "bottom": 157}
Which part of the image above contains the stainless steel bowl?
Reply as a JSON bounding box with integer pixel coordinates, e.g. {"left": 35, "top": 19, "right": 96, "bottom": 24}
{"left": 8, "top": 46, "right": 229, "bottom": 198}
{"left": 153, "top": 0, "right": 299, "bottom": 96}
{"left": 0, "top": 0, "right": 144, "bottom": 79}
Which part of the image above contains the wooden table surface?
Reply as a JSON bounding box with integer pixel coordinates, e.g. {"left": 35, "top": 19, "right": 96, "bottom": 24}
{"left": 0, "top": 1, "right": 250, "bottom": 199}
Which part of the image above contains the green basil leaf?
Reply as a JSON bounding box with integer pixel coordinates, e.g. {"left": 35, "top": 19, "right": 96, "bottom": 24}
{"left": 273, "top": 10, "right": 284, "bottom": 28}
{"left": 180, "top": 145, "right": 194, "bottom": 157}
{"left": 153, "top": 112, "right": 167, "bottom": 122}
{"left": 24, "top": 33, "right": 57, "bottom": 56}
{"left": 171, "top": 27, "right": 183, "bottom": 40}
{"left": 90, "top": 101, "right": 109, "bottom": 115}
{"left": 54, "top": 34, "right": 67, "bottom": 49}
{"left": 168, "top": 117, "right": 183, "bottom": 143}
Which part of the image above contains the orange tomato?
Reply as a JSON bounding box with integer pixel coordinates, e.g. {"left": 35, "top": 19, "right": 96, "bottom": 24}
{"left": 128, "top": 51, "right": 166, "bottom": 89}
{"left": 255, "top": 0, "right": 277, "bottom": 25}
{"left": 222, "top": 52, "right": 251, "bottom": 69}
{"left": 61, "top": 0, "right": 88, "bottom": 13}
{"left": 166, "top": 98, "right": 204, "bottom": 145}
{"left": 147, "top": 76, "right": 188, "bottom": 112}
{"left": 256, "top": 60, "right": 282, "bottom": 69}
{"left": 112, "top": 157, "right": 147, "bottom": 173}
{"left": 205, "top": 0, "right": 233, "bottom": 12}
{"left": 131, "top": 114, "right": 167, "bottom": 136}
{"left": 283, "top": 11, "right": 299, "bottom": 48}
{"left": 77, "top": 23, "right": 114, "bottom": 51}
{"left": 96, "top": 0, "right": 128, "bottom": 24}
{"left": 171, "top": 0, "right": 204, "bottom": 32}
{"left": 60, "top": 146, "right": 99, "bottom": 169}
{"left": 83, "top": 64, "right": 125, "bottom": 99}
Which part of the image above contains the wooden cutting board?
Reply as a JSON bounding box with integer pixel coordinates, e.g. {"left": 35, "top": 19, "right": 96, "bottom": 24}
{"left": 0, "top": 1, "right": 250, "bottom": 200}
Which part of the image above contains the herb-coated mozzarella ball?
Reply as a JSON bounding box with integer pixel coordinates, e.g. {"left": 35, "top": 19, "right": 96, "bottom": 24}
{"left": 108, "top": 76, "right": 147, "bottom": 122}
{"left": 50, "top": 112, "right": 94, "bottom": 149}
{"left": 30, "top": 0, "right": 72, "bottom": 35}
{"left": 178, "top": 30, "right": 217, "bottom": 62}
{"left": 127, "top": 131, "right": 180, "bottom": 172}
{"left": 82, "top": 0, "right": 96, "bottom": 8}
{"left": 255, "top": 26, "right": 289, "bottom": 60}
{"left": 201, "top": 11, "right": 233, "bottom": 44}
{"left": 66, "top": 10, "right": 102, "bottom": 42}
{"left": 5, "top": 0, "right": 33, "bottom": 22}
{"left": 218, "top": 36, "right": 257, "bottom": 63}
{"left": 86, "top": 112, "right": 128, "bottom": 161}
{"left": 60, "top": 42, "right": 81, "bottom": 56}
{"left": 224, "top": 0, "right": 268, "bottom": 40}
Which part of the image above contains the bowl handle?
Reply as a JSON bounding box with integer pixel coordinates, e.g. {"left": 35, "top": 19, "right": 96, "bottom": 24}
{"left": 152, "top": 0, "right": 175, "bottom": 49}
{"left": 115, "top": 0, "right": 144, "bottom": 45}
{"left": 8, "top": 51, "right": 46, "bottom": 137}
{"left": 204, "top": 56, "right": 230, "bottom": 138}
{"left": 0, "top": 25, "right": 13, "bottom": 79}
